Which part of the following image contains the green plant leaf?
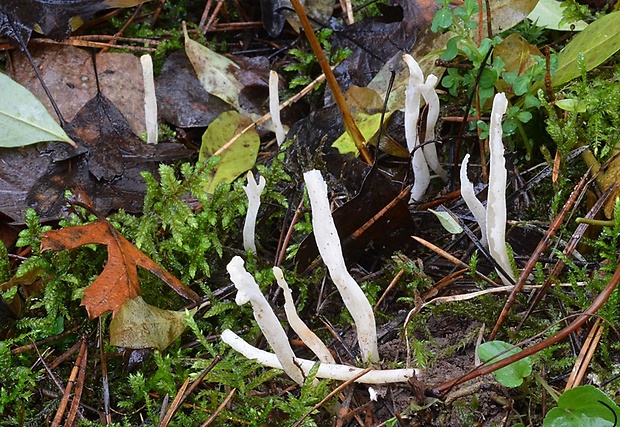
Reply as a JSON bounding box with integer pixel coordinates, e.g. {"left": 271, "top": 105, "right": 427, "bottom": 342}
{"left": 332, "top": 111, "right": 394, "bottom": 156}
{"left": 110, "top": 296, "right": 194, "bottom": 351}
{"left": 477, "top": 340, "right": 532, "bottom": 387}
{"left": 543, "top": 385, "right": 620, "bottom": 427}
{"left": 554, "top": 11, "right": 620, "bottom": 87}
{"left": 199, "top": 110, "right": 259, "bottom": 193}
{"left": 429, "top": 209, "right": 463, "bottom": 234}
{"left": 0, "top": 73, "right": 75, "bottom": 148}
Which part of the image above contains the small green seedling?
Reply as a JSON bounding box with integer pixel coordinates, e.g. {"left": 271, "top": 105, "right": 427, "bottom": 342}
{"left": 477, "top": 340, "right": 533, "bottom": 387}
{"left": 543, "top": 385, "right": 619, "bottom": 427}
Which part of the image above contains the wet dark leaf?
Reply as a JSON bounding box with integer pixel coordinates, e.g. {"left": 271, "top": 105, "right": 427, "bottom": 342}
{"left": 332, "top": 0, "right": 437, "bottom": 91}
{"left": 0, "top": 92, "right": 190, "bottom": 223}
{"left": 12, "top": 45, "right": 147, "bottom": 137}
{"left": 0, "top": 0, "right": 149, "bottom": 43}
{"left": 157, "top": 50, "right": 232, "bottom": 129}
{"left": 295, "top": 166, "right": 417, "bottom": 271}
{"left": 259, "top": 0, "right": 285, "bottom": 37}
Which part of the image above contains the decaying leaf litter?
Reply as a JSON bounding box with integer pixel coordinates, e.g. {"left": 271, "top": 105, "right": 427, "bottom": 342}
{"left": 2, "top": 0, "right": 620, "bottom": 425}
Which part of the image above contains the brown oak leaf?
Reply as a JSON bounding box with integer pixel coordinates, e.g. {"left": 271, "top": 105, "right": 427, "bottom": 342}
{"left": 41, "top": 219, "right": 200, "bottom": 319}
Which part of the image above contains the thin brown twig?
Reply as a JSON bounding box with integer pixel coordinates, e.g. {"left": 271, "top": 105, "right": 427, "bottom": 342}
{"left": 292, "top": 368, "right": 373, "bottom": 427}
{"left": 489, "top": 168, "right": 591, "bottom": 339}
{"left": 99, "top": 318, "right": 112, "bottom": 425}
{"left": 289, "top": 0, "right": 373, "bottom": 164}
{"left": 151, "top": 0, "right": 167, "bottom": 28}
{"left": 200, "top": 387, "right": 236, "bottom": 427}
{"left": 159, "top": 377, "right": 190, "bottom": 427}
{"left": 518, "top": 183, "right": 613, "bottom": 330}
{"left": 159, "top": 357, "right": 222, "bottom": 427}
{"left": 411, "top": 235, "right": 495, "bottom": 285}
{"left": 31, "top": 38, "right": 157, "bottom": 52}
{"left": 374, "top": 269, "right": 404, "bottom": 312}
{"left": 430, "top": 251, "right": 620, "bottom": 396}
{"left": 100, "top": 3, "right": 144, "bottom": 53}
{"left": 65, "top": 338, "right": 88, "bottom": 426}
{"left": 51, "top": 337, "right": 87, "bottom": 427}
{"left": 205, "top": 1, "right": 225, "bottom": 32}
{"left": 351, "top": 185, "right": 412, "bottom": 240}
{"left": 48, "top": 340, "right": 81, "bottom": 370}
{"left": 276, "top": 198, "right": 305, "bottom": 267}
{"left": 565, "top": 318, "right": 604, "bottom": 390}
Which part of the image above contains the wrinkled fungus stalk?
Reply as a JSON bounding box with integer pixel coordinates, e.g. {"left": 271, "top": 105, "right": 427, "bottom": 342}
{"left": 460, "top": 154, "right": 488, "bottom": 248}
{"left": 420, "top": 74, "right": 447, "bottom": 182}
{"left": 243, "top": 171, "right": 266, "bottom": 254}
{"left": 304, "top": 170, "right": 379, "bottom": 363}
{"left": 226, "top": 256, "right": 305, "bottom": 385}
{"left": 140, "top": 54, "right": 158, "bottom": 144}
{"left": 486, "top": 93, "right": 516, "bottom": 286}
{"left": 221, "top": 330, "right": 418, "bottom": 384}
{"left": 269, "top": 70, "right": 286, "bottom": 146}
{"left": 403, "top": 54, "right": 430, "bottom": 203}
{"left": 273, "top": 267, "right": 335, "bottom": 364}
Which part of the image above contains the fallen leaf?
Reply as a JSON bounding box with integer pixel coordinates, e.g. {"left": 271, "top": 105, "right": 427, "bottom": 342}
{"left": 332, "top": 110, "right": 395, "bottom": 156}
{"left": 527, "top": 0, "right": 587, "bottom": 31}
{"left": 494, "top": 33, "right": 542, "bottom": 76}
{"left": 22, "top": 92, "right": 191, "bottom": 222}
{"left": 0, "top": 144, "right": 54, "bottom": 222}
{"left": 485, "top": 0, "right": 538, "bottom": 36}
{"left": 184, "top": 24, "right": 243, "bottom": 112}
{"left": 157, "top": 50, "right": 232, "bottom": 129}
{"left": 11, "top": 44, "right": 147, "bottom": 137}
{"left": 280, "top": 0, "right": 334, "bottom": 33}
{"left": 260, "top": 0, "right": 286, "bottom": 37}
{"left": 0, "top": 0, "right": 149, "bottom": 43}
{"left": 429, "top": 208, "right": 463, "bottom": 234}
{"left": 0, "top": 73, "right": 75, "bottom": 148}
{"left": 599, "top": 156, "right": 620, "bottom": 218}
{"left": 41, "top": 218, "right": 200, "bottom": 319}
{"left": 199, "top": 110, "right": 260, "bottom": 194}
{"left": 110, "top": 296, "right": 194, "bottom": 351}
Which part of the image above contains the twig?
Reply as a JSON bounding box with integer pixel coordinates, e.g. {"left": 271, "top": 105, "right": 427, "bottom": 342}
{"left": 411, "top": 235, "right": 495, "bottom": 285}
{"left": 51, "top": 337, "right": 87, "bottom": 427}
{"left": 99, "top": 318, "right": 112, "bottom": 424}
{"left": 65, "top": 338, "right": 88, "bottom": 426}
{"left": 489, "top": 168, "right": 591, "bottom": 339}
{"left": 159, "top": 357, "right": 222, "bottom": 427}
{"left": 289, "top": 0, "right": 373, "bottom": 164}
{"left": 200, "top": 387, "right": 236, "bottom": 427}
{"left": 429, "top": 251, "right": 620, "bottom": 396}
{"left": 292, "top": 368, "right": 373, "bottom": 427}
{"left": 518, "top": 183, "right": 613, "bottom": 330}
{"left": 276, "top": 198, "right": 305, "bottom": 267}
{"left": 213, "top": 69, "right": 327, "bottom": 157}
{"left": 374, "top": 269, "right": 404, "bottom": 312}
{"left": 565, "top": 318, "right": 604, "bottom": 390}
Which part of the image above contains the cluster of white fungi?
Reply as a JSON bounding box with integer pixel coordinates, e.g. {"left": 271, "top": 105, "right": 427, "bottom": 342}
{"left": 221, "top": 54, "right": 514, "bottom": 385}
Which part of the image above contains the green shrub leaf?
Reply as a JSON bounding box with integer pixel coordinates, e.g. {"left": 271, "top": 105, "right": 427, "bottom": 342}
{"left": 477, "top": 340, "right": 532, "bottom": 387}
{"left": 199, "top": 110, "right": 259, "bottom": 194}
{"left": 554, "top": 11, "right": 620, "bottom": 87}
{"left": 543, "top": 385, "right": 619, "bottom": 427}
{"left": 0, "top": 73, "right": 75, "bottom": 148}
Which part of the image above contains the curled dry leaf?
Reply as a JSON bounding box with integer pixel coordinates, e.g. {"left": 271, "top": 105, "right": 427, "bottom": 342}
{"left": 41, "top": 218, "right": 200, "bottom": 319}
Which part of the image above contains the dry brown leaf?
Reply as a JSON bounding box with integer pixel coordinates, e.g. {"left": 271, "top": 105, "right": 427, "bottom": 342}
{"left": 41, "top": 219, "right": 200, "bottom": 319}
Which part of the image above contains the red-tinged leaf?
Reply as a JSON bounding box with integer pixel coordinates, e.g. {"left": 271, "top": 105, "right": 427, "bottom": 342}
{"left": 41, "top": 219, "right": 199, "bottom": 319}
